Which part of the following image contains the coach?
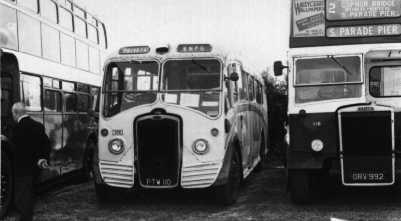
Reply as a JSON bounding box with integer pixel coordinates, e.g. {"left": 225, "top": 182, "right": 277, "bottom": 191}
{"left": 11, "top": 102, "right": 51, "bottom": 221}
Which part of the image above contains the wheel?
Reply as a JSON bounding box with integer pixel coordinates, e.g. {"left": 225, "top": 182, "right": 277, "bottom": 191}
{"left": 0, "top": 153, "right": 13, "bottom": 218}
{"left": 215, "top": 149, "right": 242, "bottom": 205}
{"left": 255, "top": 134, "right": 266, "bottom": 172}
{"left": 288, "top": 170, "right": 314, "bottom": 204}
{"left": 94, "top": 182, "right": 113, "bottom": 202}
{"left": 82, "top": 141, "right": 96, "bottom": 181}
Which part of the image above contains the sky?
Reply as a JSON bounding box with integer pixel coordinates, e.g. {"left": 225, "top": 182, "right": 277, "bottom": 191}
{"left": 76, "top": 0, "right": 290, "bottom": 74}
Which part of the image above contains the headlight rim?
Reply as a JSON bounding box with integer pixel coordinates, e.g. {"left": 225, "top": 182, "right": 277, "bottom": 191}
{"left": 192, "top": 139, "right": 210, "bottom": 155}
{"left": 311, "top": 139, "right": 324, "bottom": 152}
{"left": 108, "top": 138, "right": 125, "bottom": 155}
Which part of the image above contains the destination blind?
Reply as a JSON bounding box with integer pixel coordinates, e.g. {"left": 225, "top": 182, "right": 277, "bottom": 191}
{"left": 327, "top": 24, "right": 401, "bottom": 38}
{"left": 326, "top": 0, "right": 401, "bottom": 20}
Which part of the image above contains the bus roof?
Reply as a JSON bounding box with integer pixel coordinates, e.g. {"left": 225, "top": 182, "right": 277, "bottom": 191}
{"left": 106, "top": 44, "right": 232, "bottom": 63}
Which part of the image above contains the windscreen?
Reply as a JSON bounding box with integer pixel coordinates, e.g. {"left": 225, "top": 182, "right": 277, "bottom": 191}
{"left": 103, "top": 61, "right": 159, "bottom": 117}
{"left": 295, "top": 56, "right": 362, "bottom": 103}
{"left": 161, "top": 59, "right": 221, "bottom": 117}
{"left": 370, "top": 66, "right": 401, "bottom": 97}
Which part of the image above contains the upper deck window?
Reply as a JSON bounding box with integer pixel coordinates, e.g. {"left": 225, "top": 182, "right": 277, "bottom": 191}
{"left": 162, "top": 59, "right": 221, "bottom": 91}
{"left": 59, "top": 7, "right": 73, "bottom": 31}
{"left": 40, "top": 0, "right": 58, "bottom": 23}
{"left": 0, "top": 4, "right": 17, "bottom": 50}
{"left": 18, "top": 0, "right": 38, "bottom": 13}
{"left": 370, "top": 66, "right": 401, "bottom": 97}
{"left": 295, "top": 56, "right": 362, "bottom": 103}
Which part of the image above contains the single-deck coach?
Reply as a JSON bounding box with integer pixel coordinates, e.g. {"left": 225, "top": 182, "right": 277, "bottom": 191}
{"left": 94, "top": 44, "right": 269, "bottom": 204}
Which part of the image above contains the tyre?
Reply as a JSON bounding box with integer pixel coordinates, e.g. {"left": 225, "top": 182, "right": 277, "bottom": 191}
{"left": 0, "top": 153, "right": 13, "bottom": 218}
{"left": 94, "top": 182, "right": 113, "bottom": 202}
{"left": 215, "top": 149, "right": 242, "bottom": 205}
{"left": 288, "top": 170, "right": 313, "bottom": 204}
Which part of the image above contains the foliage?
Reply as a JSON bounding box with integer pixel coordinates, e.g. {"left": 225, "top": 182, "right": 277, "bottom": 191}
{"left": 261, "top": 69, "right": 288, "bottom": 162}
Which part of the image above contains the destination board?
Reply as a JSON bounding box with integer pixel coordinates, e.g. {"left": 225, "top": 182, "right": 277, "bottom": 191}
{"left": 327, "top": 24, "right": 401, "bottom": 37}
{"left": 326, "top": 0, "right": 401, "bottom": 20}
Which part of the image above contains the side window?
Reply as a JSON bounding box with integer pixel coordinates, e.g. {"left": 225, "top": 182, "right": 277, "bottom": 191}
{"left": 18, "top": 13, "right": 41, "bottom": 56}
{"left": 60, "top": 33, "right": 75, "bottom": 66}
{"left": 88, "top": 24, "right": 98, "bottom": 43}
{"left": 59, "top": 7, "right": 73, "bottom": 31}
{"left": 20, "top": 74, "right": 42, "bottom": 111}
{"left": 77, "top": 94, "right": 90, "bottom": 112}
{"left": 248, "top": 76, "right": 255, "bottom": 101}
{"left": 44, "top": 90, "right": 62, "bottom": 112}
{"left": 240, "top": 72, "right": 248, "bottom": 100}
{"left": 40, "top": 0, "right": 58, "bottom": 23}
{"left": 76, "top": 40, "right": 89, "bottom": 70}
{"left": 42, "top": 24, "right": 60, "bottom": 62}
{"left": 0, "top": 4, "right": 17, "bottom": 50}
{"left": 256, "top": 83, "right": 262, "bottom": 104}
{"left": 90, "top": 87, "right": 100, "bottom": 112}
{"left": 74, "top": 16, "right": 86, "bottom": 37}
{"left": 18, "top": 0, "right": 38, "bottom": 12}
{"left": 64, "top": 92, "right": 76, "bottom": 112}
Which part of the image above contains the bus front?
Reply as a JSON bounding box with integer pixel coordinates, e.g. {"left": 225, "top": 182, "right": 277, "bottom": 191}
{"left": 95, "top": 45, "right": 229, "bottom": 196}
{"left": 275, "top": 0, "right": 401, "bottom": 203}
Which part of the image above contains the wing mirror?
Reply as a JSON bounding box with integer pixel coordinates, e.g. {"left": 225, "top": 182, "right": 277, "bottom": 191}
{"left": 274, "top": 61, "right": 288, "bottom": 76}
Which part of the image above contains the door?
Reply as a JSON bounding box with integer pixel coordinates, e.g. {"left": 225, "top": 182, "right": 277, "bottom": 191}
{"left": 41, "top": 89, "right": 63, "bottom": 181}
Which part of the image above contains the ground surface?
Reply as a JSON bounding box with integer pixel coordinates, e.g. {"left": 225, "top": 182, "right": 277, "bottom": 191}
{"left": 5, "top": 162, "right": 401, "bottom": 221}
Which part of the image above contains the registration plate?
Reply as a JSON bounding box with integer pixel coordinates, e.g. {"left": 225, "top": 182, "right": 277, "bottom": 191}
{"left": 144, "top": 178, "right": 173, "bottom": 186}
{"left": 351, "top": 173, "right": 385, "bottom": 182}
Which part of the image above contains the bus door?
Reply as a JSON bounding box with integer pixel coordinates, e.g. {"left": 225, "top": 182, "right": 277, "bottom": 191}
{"left": 42, "top": 87, "right": 63, "bottom": 181}
{"left": 61, "top": 91, "right": 79, "bottom": 174}
{"left": 61, "top": 90, "right": 90, "bottom": 174}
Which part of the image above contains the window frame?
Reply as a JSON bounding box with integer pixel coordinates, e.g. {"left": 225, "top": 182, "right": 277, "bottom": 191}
{"left": 43, "top": 89, "right": 62, "bottom": 112}
{"left": 19, "top": 72, "right": 43, "bottom": 112}
{"left": 40, "top": 0, "right": 58, "bottom": 23}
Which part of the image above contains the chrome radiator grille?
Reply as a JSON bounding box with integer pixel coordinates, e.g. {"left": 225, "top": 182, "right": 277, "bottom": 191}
{"left": 99, "top": 161, "right": 134, "bottom": 188}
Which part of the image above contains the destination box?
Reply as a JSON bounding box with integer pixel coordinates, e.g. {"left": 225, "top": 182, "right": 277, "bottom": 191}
{"left": 327, "top": 24, "right": 401, "bottom": 37}
{"left": 326, "top": 0, "right": 401, "bottom": 20}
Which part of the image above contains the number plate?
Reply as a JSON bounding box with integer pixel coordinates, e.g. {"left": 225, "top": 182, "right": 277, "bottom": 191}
{"left": 144, "top": 178, "right": 174, "bottom": 186}
{"left": 342, "top": 156, "right": 393, "bottom": 185}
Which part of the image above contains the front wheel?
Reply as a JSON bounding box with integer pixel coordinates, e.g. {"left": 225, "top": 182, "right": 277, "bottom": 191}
{"left": 94, "top": 182, "right": 114, "bottom": 202}
{"left": 288, "top": 170, "right": 313, "bottom": 204}
{"left": 0, "top": 153, "right": 13, "bottom": 218}
{"left": 215, "top": 150, "right": 242, "bottom": 205}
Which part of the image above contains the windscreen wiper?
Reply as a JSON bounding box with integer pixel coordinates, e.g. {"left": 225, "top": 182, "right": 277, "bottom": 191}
{"left": 328, "top": 55, "right": 354, "bottom": 76}
{"left": 191, "top": 59, "right": 210, "bottom": 73}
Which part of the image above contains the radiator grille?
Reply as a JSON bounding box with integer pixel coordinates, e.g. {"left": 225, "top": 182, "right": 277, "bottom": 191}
{"left": 181, "top": 162, "right": 221, "bottom": 188}
{"left": 99, "top": 161, "right": 134, "bottom": 188}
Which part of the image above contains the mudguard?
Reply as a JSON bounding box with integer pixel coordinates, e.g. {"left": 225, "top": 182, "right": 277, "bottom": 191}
{"left": 212, "top": 137, "right": 238, "bottom": 186}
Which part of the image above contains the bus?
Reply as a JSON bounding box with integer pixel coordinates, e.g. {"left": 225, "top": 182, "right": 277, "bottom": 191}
{"left": 274, "top": 0, "right": 401, "bottom": 203}
{"left": 94, "top": 44, "right": 269, "bottom": 204}
{"left": 0, "top": 0, "right": 108, "bottom": 216}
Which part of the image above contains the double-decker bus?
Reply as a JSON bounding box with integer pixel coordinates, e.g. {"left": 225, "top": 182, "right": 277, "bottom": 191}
{"left": 94, "top": 44, "right": 269, "bottom": 204}
{"left": 274, "top": 0, "right": 401, "bottom": 203}
{"left": 0, "top": 0, "right": 108, "bottom": 216}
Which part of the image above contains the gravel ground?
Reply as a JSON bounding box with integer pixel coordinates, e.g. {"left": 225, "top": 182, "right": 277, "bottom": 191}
{"left": 4, "top": 163, "right": 401, "bottom": 221}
